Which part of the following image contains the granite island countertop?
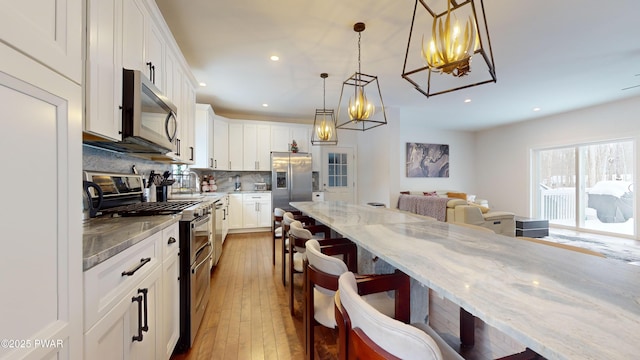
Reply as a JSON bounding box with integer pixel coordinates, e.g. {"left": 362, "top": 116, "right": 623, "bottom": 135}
{"left": 83, "top": 215, "right": 180, "bottom": 271}
{"left": 291, "top": 201, "right": 640, "bottom": 360}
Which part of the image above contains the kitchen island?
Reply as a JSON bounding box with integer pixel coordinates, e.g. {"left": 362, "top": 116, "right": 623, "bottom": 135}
{"left": 291, "top": 201, "right": 640, "bottom": 360}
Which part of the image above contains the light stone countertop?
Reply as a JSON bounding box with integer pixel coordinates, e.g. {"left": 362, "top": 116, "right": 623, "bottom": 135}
{"left": 291, "top": 201, "right": 640, "bottom": 360}
{"left": 83, "top": 215, "right": 180, "bottom": 271}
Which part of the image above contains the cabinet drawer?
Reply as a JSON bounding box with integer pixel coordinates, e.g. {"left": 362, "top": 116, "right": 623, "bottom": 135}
{"left": 84, "top": 231, "right": 161, "bottom": 330}
{"left": 162, "top": 223, "right": 180, "bottom": 260}
{"left": 242, "top": 193, "right": 271, "bottom": 202}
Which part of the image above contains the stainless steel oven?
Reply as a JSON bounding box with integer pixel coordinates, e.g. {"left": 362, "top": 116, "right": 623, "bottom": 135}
{"left": 185, "top": 213, "right": 213, "bottom": 348}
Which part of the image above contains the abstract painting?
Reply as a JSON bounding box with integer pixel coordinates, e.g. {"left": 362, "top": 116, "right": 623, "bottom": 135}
{"left": 406, "top": 143, "right": 449, "bottom": 177}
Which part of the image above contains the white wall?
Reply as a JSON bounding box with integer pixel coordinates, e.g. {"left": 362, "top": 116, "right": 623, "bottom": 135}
{"left": 354, "top": 107, "right": 478, "bottom": 208}
{"left": 475, "top": 96, "right": 640, "bottom": 229}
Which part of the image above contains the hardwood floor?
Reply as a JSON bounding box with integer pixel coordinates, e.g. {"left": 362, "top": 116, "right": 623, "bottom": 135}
{"left": 171, "top": 231, "right": 337, "bottom": 360}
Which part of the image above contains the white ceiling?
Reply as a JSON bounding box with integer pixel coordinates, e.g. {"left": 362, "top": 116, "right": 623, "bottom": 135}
{"left": 155, "top": 0, "right": 640, "bottom": 131}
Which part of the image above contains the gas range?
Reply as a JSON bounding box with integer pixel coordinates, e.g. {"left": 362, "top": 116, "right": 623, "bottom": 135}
{"left": 84, "top": 171, "right": 214, "bottom": 221}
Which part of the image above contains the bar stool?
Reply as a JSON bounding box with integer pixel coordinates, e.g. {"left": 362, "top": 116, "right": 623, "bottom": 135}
{"left": 304, "top": 239, "right": 397, "bottom": 360}
{"left": 335, "top": 272, "right": 464, "bottom": 360}
{"left": 272, "top": 207, "right": 285, "bottom": 265}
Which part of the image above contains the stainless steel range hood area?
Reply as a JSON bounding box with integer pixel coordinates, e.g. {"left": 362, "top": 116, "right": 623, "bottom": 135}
{"left": 82, "top": 132, "right": 184, "bottom": 163}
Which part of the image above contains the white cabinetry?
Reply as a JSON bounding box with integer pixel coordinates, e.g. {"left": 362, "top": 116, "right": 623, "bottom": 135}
{"left": 271, "top": 124, "right": 311, "bottom": 153}
{"left": 194, "top": 104, "right": 215, "bottom": 168}
{"left": 243, "top": 124, "right": 271, "bottom": 170}
{"left": 121, "top": 0, "right": 146, "bottom": 73}
{"left": 213, "top": 116, "right": 230, "bottom": 170}
{"left": 85, "top": 0, "right": 197, "bottom": 163}
{"left": 146, "top": 20, "right": 165, "bottom": 91}
{"left": 242, "top": 193, "right": 272, "bottom": 228}
{"left": 161, "top": 224, "right": 180, "bottom": 359}
{"left": 1, "top": 40, "right": 83, "bottom": 360}
{"left": 84, "top": 224, "right": 180, "bottom": 360}
{"left": 85, "top": 0, "right": 123, "bottom": 141}
{"left": 221, "top": 195, "right": 230, "bottom": 241}
{"left": 0, "top": 0, "right": 82, "bottom": 83}
{"left": 228, "top": 123, "right": 244, "bottom": 171}
{"left": 228, "top": 193, "right": 244, "bottom": 229}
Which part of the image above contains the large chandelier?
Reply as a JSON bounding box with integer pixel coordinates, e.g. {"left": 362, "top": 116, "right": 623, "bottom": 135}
{"left": 336, "top": 22, "right": 387, "bottom": 131}
{"left": 402, "top": 0, "right": 496, "bottom": 97}
{"left": 311, "top": 73, "right": 338, "bottom": 145}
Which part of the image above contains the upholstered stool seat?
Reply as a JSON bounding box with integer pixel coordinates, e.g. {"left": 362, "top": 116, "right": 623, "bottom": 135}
{"left": 336, "top": 271, "right": 464, "bottom": 360}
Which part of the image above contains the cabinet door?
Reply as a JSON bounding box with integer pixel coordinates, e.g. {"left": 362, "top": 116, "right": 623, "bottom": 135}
{"left": 213, "top": 117, "right": 229, "bottom": 170}
{"left": 242, "top": 201, "right": 259, "bottom": 228}
{"left": 0, "top": 0, "right": 82, "bottom": 83}
{"left": 228, "top": 194, "right": 244, "bottom": 229}
{"left": 1, "top": 43, "right": 82, "bottom": 360}
{"left": 85, "top": 0, "right": 122, "bottom": 141}
{"left": 121, "top": 0, "right": 147, "bottom": 72}
{"left": 228, "top": 123, "right": 244, "bottom": 171}
{"left": 270, "top": 125, "right": 290, "bottom": 152}
{"left": 243, "top": 124, "right": 258, "bottom": 170}
{"left": 194, "top": 104, "right": 214, "bottom": 168}
{"left": 182, "top": 79, "right": 196, "bottom": 164}
{"left": 145, "top": 19, "right": 164, "bottom": 90}
{"left": 129, "top": 272, "right": 160, "bottom": 360}
{"left": 291, "top": 126, "right": 311, "bottom": 153}
{"left": 84, "top": 270, "right": 160, "bottom": 360}
{"left": 257, "top": 200, "right": 273, "bottom": 227}
{"left": 256, "top": 124, "right": 271, "bottom": 170}
{"left": 162, "top": 250, "right": 179, "bottom": 359}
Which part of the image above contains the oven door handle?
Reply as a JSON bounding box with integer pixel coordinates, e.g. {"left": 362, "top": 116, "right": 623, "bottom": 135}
{"left": 192, "top": 242, "right": 213, "bottom": 274}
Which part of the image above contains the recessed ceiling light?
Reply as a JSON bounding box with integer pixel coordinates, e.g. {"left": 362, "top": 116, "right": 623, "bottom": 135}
{"left": 533, "top": 107, "right": 541, "bottom": 112}
{"left": 464, "top": 99, "right": 471, "bottom": 103}
{"left": 270, "top": 55, "right": 280, "bottom": 61}
{"left": 198, "top": 82, "right": 207, "bottom": 87}
{"left": 262, "top": 103, "right": 269, "bottom": 107}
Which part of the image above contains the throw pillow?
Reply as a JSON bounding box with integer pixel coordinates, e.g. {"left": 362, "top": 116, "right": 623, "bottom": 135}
{"left": 400, "top": 191, "right": 410, "bottom": 195}
{"left": 448, "top": 192, "right": 467, "bottom": 200}
{"left": 423, "top": 191, "right": 438, "bottom": 196}
{"left": 469, "top": 202, "right": 491, "bottom": 213}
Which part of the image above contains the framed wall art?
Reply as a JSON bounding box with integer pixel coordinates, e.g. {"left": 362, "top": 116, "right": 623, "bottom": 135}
{"left": 406, "top": 143, "right": 449, "bottom": 178}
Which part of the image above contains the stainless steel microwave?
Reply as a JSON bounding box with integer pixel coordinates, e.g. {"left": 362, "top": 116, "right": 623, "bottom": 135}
{"left": 121, "top": 68, "right": 178, "bottom": 154}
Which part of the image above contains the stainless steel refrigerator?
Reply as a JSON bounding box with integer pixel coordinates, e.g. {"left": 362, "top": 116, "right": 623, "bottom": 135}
{"left": 271, "top": 152, "right": 312, "bottom": 211}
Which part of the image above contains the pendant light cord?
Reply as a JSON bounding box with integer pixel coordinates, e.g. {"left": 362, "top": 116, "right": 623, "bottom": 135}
{"left": 323, "top": 76, "right": 326, "bottom": 111}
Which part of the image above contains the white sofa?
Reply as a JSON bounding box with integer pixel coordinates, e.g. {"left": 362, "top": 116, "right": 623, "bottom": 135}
{"left": 398, "top": 191, "right": 515, "bottom": 236}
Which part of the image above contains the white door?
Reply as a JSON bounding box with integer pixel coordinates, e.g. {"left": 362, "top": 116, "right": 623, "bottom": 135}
{"left": 322, "top": 147, "right": 356, "bottom": 203}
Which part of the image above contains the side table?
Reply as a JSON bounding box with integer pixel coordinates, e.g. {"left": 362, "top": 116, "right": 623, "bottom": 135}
{"left": 515, "top": 217, "right": 549, "bottom": 238}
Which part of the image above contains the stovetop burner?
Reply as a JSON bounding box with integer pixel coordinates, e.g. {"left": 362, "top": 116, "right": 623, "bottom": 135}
{"left": 100, "top": 200, "right": 203, "bottom": 217}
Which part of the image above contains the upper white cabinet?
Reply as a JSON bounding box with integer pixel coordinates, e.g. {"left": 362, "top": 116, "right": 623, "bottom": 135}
{"left": 194, "top": 104, "right": 215, "bottom": 168}
{"left": 243, "top": 124, "right": 271, "bottom": 171}
{"left": 85, "top": 0, "right": 197, "bottom": 163}
{"left": 85, "top": 0, "right": 123, "bottom": 141}
{"left": 1, "top": 42, "right": 83, "bottom": 359}
{"left": 121, "top": 0, "right": 146, "bottom": 73}
{"left": 213, "top": 116, "right": 230, "bottom": 170}
{"left": 146, "top": 20, "right": 165, "bottom": 91}
{"left": 228, "top": 123, "right": 244, "bottom": 171}
{"left": 271, "top": 124, "right": 311, "bottom": 153}
{"left": 0, "top": 0, "right": 83, "bottom": 83}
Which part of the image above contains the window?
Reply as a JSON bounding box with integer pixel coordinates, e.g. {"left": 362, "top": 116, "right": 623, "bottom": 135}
{"left": 328, "top": 152, "right": 348, "bottom": 187}
{"left": 535, "top": 140, "right": 635, "bottom": 236}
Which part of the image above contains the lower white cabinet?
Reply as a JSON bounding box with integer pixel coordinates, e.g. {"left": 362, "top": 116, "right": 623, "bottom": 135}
{"left": 84, "top": 222, "right": 180, "bottom": 360}
{"left": 228, "top": 193, "right": 244, "bottom": 229}
{"left": 161, "top": 223, "right": 180, "bottom": 359}
{"left": 242, "top": 193, "right": 272, "bottom": 228}
{"left": 84, "top": 260, "right": 161, "bottom": 360}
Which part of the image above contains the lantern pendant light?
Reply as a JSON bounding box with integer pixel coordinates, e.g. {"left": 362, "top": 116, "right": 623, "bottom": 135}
{"left": 401, "top": 0, "right": 496, "bottom": 98}
{"left": 312, "top": 73, "right": 338, "bottom": 145}
{"left": 336, "top": 22, "right": 387, "bottom": 131}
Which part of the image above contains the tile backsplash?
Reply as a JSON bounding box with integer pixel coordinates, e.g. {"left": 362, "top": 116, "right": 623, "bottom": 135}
{"left": 83, "top": 145, "right": 171, "bottom": 179}
{"left": 190, "top": 169, "right": 271, "bottom": 193}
